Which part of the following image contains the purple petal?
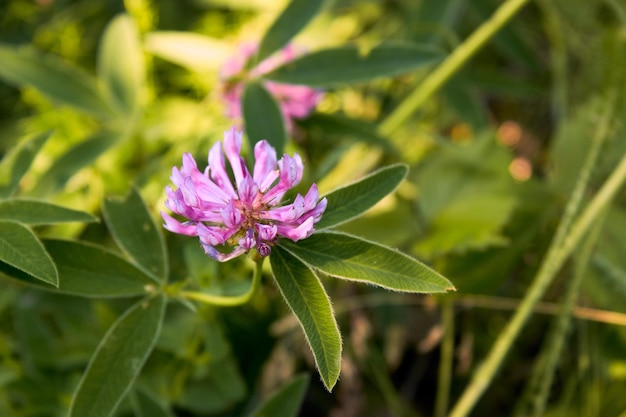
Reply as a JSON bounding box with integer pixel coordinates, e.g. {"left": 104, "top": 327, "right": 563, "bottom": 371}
{"left": 256, "top": 223, "right": 277, "bottom": 242}
{"left": 302, "top": 184, "right": 321, "bottom": 211}
{"left": 257, "top": 242, "right": 272, "bottom": 257}
{"left": 238, "top": 228, "right": 256, "bottom": 250}
{"left": 238, "top": 174, "right": 258, "bottom": 207}
{"left": 208, "top": 141, "right": 237, "bottom": 198}
{"left": 220, "top": 200, "right": 243, "bottom": 229}
{"left": 161, "top": 212, "right": 198, "bottom": 236}
{"left": 261, "top": 154, "right": 303, "bottom": 205}
{"left": 277, "top": 216, "right": 315, "bottom": 241}
{"left": 253, "top": 140, "right": 278, "bottom": 190}
{"left": 202, "top": 244, "right": 247, "bottom": 262}
{"left": 223, "top": 127, "right": 246, "bottom": 187}
{"left": 197, "top": 222, "right": 229, "bottom": 246}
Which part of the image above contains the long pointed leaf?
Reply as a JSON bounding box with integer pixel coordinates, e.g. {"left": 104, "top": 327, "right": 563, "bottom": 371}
{"left": 0, "top": 221, "right": 57, "bottom": 286}
{"left": 256, "top": 0, "right": 325, "bottom": 63}
{"left": 98, "top": 14, "right": 144, "bottom": 115}
{"left": 69, "top": 295, "right": 166, "bottom": 417}
{"left": 270, "top": 246, "right": 341, "bottom": 391}
{"left": 103, "top": 188, "right": 167, "bottom": 283}
{"left": 43, "top": 239, "right": 156, "bottom": 297}
{"left": 280, "top": 231, "right": 455, "bottom": 293}
{"left": 0, "top": 199, "right": 96, "bottom": 225}
{"left": 0, "top": 44, "right": 114, "bottom": 117}
{"left": 264, "top": 43, "right": 444, "bottom": 87}
{"left": 0, "top": 131, "right": 50, "bottom": 199}
{"left": 243, "top": 81, "right": 287, "bottom": 155}
{"left": 317, "top": 164, "right": 408, "bottom": 229}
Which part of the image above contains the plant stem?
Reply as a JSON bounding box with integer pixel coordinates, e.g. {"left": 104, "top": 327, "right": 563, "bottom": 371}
{"left": 448, "top": 99, "right": 617, "bottom": 417}
{"left": 435, "top": 297, "right": 455, "bottom": 417}
{"left": 379, "top": 0, "right": 531, "bottom": 136}
{"left": 530, "top": 211, "right": 606, "bottom": 417}
{"left": 180, "top": 259, "right": 263, "bottom": 307}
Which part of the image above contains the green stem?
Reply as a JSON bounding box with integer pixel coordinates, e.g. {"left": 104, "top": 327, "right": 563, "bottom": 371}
{"left": 448, "top": 100, "right": 618, "bottom": 417}
{"left": 530, "top": 211, "right": 606, "bottom": 417}
{"left": 380, "top": 0, "right": 531, "bottom": 136}
{"left": 180, "top": 259, "right": 263, "bottom": 307}
{"left": 435, "top": 297, "right": 455, "bottom": 417}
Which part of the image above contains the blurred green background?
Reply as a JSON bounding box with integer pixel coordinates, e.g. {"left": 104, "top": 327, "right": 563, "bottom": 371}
{"left": 1, "top": 0, "right": 626, "bottom": 416}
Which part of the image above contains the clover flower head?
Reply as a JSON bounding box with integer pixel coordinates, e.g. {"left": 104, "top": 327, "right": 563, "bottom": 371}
{"left": 162, "top": 127, "right": 327, "bottom": 262}
{"left": 220, "top": 43, "right": 323, "bottom": 132}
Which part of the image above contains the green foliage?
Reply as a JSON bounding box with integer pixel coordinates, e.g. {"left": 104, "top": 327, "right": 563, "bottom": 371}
{"left": 0, "top": 45, "right": 114, "bottom": 118}
{"left": 97, "top": 14, "right": 145, "bottom": 118}
{"left": 280, "top": 232, "right": 454, "bottom": 293}
{"left": 264, "top": 43, "right": 444, "bottom": 87}
{"left": 1, "top": 0, "right": 626, "bottom": 416}
{"left": 270, "top": 246, "right": 342, "bottom": 391}
{"left": 28, "top": 131, "right": 121, "bottom": 197}
{"left": 256, "top": 0, "right": 325, "bottom": 63}
{"left": 0, "top": 199, "right": 96, "bottom": 225}
{"left": 41, "top": 239, "right": 156, "bottom": 298}
{"left": 0, "top": 131, "right": 50, "bottom": 199}
{"left": 0, "top": 221, "right": 57, "bottom": 286}
{"left": 144, "top": 32, "right": 231, "bottom": 72}
{"left": 317, "top": 163, "right": 408, "bottom": 229}
{"left": 243, "top": 82, "right": 287, "bottom": 154}
{"left": 248, "top": 373, "right": 310, "bottom": 417}
{"left": 69, "top": 294, "right": 166, "bottom": 417}
{"left": 103, "top": 187, "right": 168, "bottom": 283}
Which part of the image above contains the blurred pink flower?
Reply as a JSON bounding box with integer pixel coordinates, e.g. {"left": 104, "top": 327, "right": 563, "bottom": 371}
{"left": 162, "top": 127, "right": 327, "bottom": 261}
{"left": 220, "top": 43, "right": 323, "bottom": 133}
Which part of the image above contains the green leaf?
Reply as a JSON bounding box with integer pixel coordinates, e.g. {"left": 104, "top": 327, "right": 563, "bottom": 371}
{"left": 0, "top": 131, "right": 50, "bottom": 199}
{"left": 249, "top": 373, "right": 310, "bottom": 417}
{"left": 0, "top": 221, "right": 57, "bottom": 287}
{"left": 256, "top": 0, "right": 325, "bottom": 63}
{"left": 144, "top": 32, "right": 232, "bottom": 72}
{"left": 317, "top": 164, "right": 408, "bottom": 229}
{"left": 269, "top": 246, "right": 341, "bottom": 391}
{"left": 280, "top": 232, "right": 454, "bottom": 293}
{"left": 298, "top": 113, "right": 397, "bottom": 153}
{"left": 103, "top": 188, "right": 168, "bottom": 283}
{"left": 20, "top": 239, "right": 155, "bottom": 298}
{"left": 98, "top": 14, "right": 144, "bottom": 115}
{"left": 0, "top": 44, "right": 114, "bottom": 117}
{"left": 243, "top": 81, "right": 287, "bottom": 155}
{"left": 0, "top": 199, "right": 96, "bottom": 225}
{"left": 69, "top": 294, "right": 166, "bottom": 417}
{"left": 29, "top": 131, "right": 120, "bottom": 197}
{"left": 130, "top": 388, "right": 174, "bottom": 417}
{"left": 415, "top": 136, "right": 518, "bottom": 257}
{"left": 263, "top": 43, "right": 443, "bottom": 87}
